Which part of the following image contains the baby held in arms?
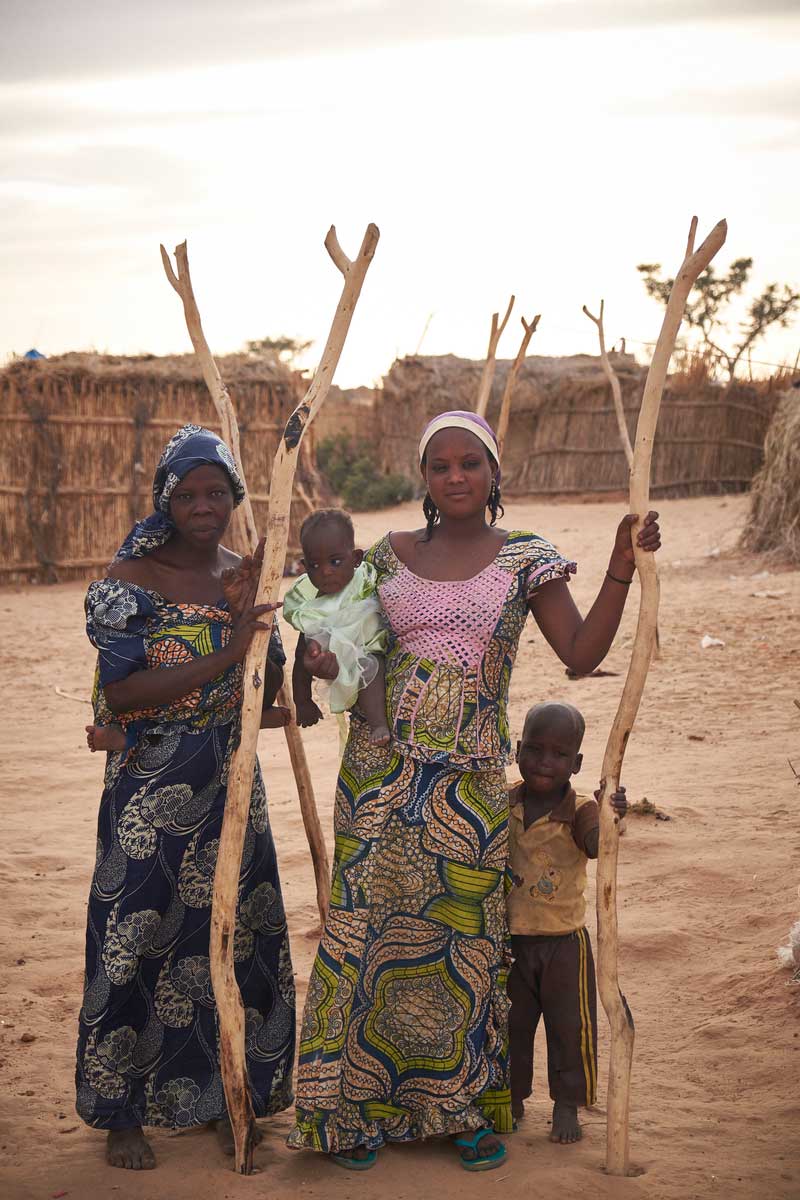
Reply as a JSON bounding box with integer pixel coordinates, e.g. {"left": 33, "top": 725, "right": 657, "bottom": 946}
{"left": 284, "top": 508, "right": 390, "bottom": 746}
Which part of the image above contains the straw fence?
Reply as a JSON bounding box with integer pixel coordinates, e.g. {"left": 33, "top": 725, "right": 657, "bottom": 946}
{"left": 378, "top": 353, "right": 778, "bottom": 496}
{"left": 741, "top": 386, "right": 800, "bottom": 564}
{"left": 0, "top": 353, "right": 325, "bottom": 585}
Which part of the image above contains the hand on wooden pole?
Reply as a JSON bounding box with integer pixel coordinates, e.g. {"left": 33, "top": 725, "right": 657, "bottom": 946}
{"left": 496, "top": 313, "right": 540, "bottom": 458}
{"left": 596, "top": 216, "right": 726, "bottom": 1176}
{"left": 475, "top": 294, "right": 515, "bottom": 418}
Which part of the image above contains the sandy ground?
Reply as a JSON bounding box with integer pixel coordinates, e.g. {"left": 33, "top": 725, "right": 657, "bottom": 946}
{"left": 1, "top": 493, "right": 799, "bottom": 1200}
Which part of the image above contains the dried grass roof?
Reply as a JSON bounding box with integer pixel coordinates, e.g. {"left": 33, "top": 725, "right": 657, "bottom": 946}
{"left": 1, "top": 351, "right": 297, "bottom": 386}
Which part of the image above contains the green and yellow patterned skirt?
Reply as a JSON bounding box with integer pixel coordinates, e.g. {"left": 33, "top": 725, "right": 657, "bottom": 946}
{"left": 288, "top": 717, "right": 512, "bottom": 1154}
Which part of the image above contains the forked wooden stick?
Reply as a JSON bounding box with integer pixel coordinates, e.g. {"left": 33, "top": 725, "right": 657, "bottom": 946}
{"left": 583, "top": 299, "right": 664, "bottom": 657}
{"left": 596, "top": 215, "right": 726, "bottom": 1176}
{"left": 582, "top": 300, "right": 633, "bottom": 468}
{"left": 160, "top": 242, "right": 331, "bottom": 928}
{"left": 210, "top": 223, "right": 379, "bottom": 1173}
{"left": 160, "top": 243, "right": 256, "bottom": 550}
{"left": 495, "top": 313, "right": 540, "bottom": 458}
{"left": 475, "top": 293, "right": 515, "bottom": 418}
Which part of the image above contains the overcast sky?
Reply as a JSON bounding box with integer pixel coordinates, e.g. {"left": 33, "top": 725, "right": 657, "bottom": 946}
{"left": 2, "top": 1, "right": 798, "bottom": 385}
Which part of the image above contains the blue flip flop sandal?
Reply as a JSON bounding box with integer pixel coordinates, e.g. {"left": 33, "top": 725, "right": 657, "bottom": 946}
{"left": 453, "top": 1129, "right": 507, "bottom": 1172}
{"left": 331, "top": 1148, "right": 378, "bottom": 1171}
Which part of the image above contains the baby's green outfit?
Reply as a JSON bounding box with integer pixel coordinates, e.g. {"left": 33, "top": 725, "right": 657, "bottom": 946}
{"left": 282, "top": 560, "right": 387, "bottom": 712}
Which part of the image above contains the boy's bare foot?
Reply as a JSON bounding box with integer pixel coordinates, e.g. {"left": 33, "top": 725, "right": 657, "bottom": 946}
{"left": 211, "top": 1117, "right": 264, "bottom": 1156}
{"left": 106, "top": 1127, "right": 155, "bottom": 1169}
{"left": 261, "top": 705, "right": 291, "bottom": 729}
{"left": 86, "top": 724, "right": 127, "bottom": 753}
{"left": 550, "top": 1100, "right": 581, "bottom": 1144}
{"left": 511, "top": 1100, "right": 525, "bottom": 1122}
{"left": 369, "top": 725, "right": 391, "bottom": 747}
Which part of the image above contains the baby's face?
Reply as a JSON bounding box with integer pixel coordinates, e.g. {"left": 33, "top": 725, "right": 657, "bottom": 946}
{"left": 301, "top": 526, "right": 362, "bottom": 595}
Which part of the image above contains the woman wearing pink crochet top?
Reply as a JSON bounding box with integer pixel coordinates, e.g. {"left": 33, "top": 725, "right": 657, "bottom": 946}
{"left": 288, "top": 410, "right": 660, "bottom": 1171}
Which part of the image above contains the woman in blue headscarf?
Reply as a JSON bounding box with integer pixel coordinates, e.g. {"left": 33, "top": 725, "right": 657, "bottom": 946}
{"left": 75, "top": 425, "right": 295, "bottom": 1171}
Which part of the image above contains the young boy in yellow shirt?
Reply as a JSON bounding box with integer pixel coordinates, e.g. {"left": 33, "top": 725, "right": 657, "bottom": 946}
{"left": 507, "top": 701, "right": 627, "bottom": 1144}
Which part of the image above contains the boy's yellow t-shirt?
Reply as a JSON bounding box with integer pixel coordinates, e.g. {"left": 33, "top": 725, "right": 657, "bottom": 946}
{"left": 506, "top": 781, "right": 599, "bottom": 936}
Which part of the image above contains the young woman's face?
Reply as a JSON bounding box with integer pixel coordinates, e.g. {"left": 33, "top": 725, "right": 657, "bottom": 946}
{"left": 421, "top": 428, "right": 495, "bottom": 520}
{"left": 168, "top": 464, "right": 235, "bottom": 547}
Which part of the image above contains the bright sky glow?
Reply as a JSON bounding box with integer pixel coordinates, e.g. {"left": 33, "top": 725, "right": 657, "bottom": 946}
{"left": 1, "top": 1, "right": 798, "bottom": 384}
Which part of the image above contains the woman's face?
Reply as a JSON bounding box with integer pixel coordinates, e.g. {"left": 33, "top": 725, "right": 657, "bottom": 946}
{"left": 421, "top": 428, "right": 495, "bottom": 520}
{"left": 168, "top": 464, "right": 235, "bottom": 547}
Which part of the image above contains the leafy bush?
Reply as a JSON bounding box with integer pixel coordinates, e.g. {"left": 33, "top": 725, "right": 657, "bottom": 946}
{"left": 317, "top": 436, "right": 414, "bottom": 511}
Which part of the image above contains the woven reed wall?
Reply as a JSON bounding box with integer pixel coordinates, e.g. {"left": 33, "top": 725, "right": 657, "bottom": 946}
{"left": 0, "top": 354, "right": 323, "bottom": 585}
{"left": 378, "top": 353, "right": 777, "bottom": 496}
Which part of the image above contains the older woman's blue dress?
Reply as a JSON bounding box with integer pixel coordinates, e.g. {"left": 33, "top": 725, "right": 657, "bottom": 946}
{"left": 75, "top": 578, "right": 295, "bottom": 1130}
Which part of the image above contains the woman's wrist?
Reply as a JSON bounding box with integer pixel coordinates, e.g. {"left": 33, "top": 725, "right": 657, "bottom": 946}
{"left": 607, "top": 554, "right": 635, "bottom": 584}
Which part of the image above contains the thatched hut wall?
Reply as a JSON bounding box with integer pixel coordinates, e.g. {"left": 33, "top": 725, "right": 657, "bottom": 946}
{"left": 740, "top": 386, "right": 800, "bottom": 563}
{"left": 313, "top": 385, "right": 380, "bottom": 445}
{"left": 0, "top": 353, "right": 324, "bottom": 584}
{"left": 378, "top": 353, "right": 777, "bottom": 497}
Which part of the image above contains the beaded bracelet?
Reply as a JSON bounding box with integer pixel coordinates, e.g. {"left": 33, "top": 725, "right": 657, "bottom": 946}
{"left": 606, "top": 569, "right": 633, "bottom": 586}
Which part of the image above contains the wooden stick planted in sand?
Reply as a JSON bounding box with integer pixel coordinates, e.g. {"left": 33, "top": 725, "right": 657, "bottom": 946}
{"left": 596, "top": 215, "right": 726, "bottom": 1176}
{"left": 495, "top": 313, "right": 540, "bottom": 459}
{"left": 207, "top": 223, "right": 379, "bottom": 1173}
{"left": 160, "top": 240, "right": 331, "bottom": 929}
{"left": 475, "top": 294, "right": 515, "bottom": 418}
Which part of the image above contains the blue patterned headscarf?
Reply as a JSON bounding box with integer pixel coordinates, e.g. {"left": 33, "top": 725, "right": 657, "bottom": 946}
{"left": 115, "top": 424, "right": 245, "bottom": 560}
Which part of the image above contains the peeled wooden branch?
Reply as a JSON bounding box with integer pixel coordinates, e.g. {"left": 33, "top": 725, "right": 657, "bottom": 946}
{"left": 475, "top": 293, "right": 515, "bottom": 418}
{"left": 160, "top": 241, "right": 331, "bottom": 933}
{"left": 583, "top": 299, "right": 661, "bottom": 658}
{"left": 582, "top": 300, "right": 633, "bottom": 469}
{"left": 496, "top": 313, "right": 540, "bottom": 458}
{"left": 212, "top": 222, "right": 379, "bottom": 1173}
{"left": 160, "top": 242, "right": 257, "bottom": 550}
{"left": 596, "top": 215, "right": 726, "bottom": 1176}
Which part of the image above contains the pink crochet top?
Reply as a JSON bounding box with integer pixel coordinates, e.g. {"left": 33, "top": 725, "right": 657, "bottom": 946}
{"left": 365, "top": 531, "right": 576, "bottom": 770}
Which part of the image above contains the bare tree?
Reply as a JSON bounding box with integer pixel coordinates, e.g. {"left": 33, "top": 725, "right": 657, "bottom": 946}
{"left": 637, "top": 256, "right": 798, "bottom": 379}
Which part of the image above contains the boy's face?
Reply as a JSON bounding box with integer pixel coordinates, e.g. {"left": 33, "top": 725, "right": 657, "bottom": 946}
{"left": 301, "top": 525, "right": 362, "bottom": 595}
{"left": 516, "top": 711, "right": 583, "bottom": 794}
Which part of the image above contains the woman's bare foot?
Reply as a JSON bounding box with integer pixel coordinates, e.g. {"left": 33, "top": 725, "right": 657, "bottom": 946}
{"left": 106, "top": 1127, "right": 155, "bottom": 1170}
{"left": 368, "top": 724, "right": 391, "bottom": 747}
{"left": 550, "top": 1100, "right": 582, "bottom": 1144}
{"left": 211, "top": 1117, "right": 264, "bottom": 1156}
{"left": 86, "top": 724, "right": 127, "bottom": 753}
{"left": 512, "top": 1099, "right": 525, "bottom": 1122}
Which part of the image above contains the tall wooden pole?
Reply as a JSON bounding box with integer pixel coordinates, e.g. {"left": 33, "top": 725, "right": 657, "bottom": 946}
{"left": 495, "top": 313, "right": 540, "bottom": 459}
{"left": 208, "top": 223, "right": 379, "bottom": 1173}
{"left": 160, "top": 241, "right": 331, "bottom": 927}
{"left": 595, "top": 216, "right": 726, "bottom": 1176}
{"left": 582, "top": 299, "right": 633, "bottom": 469}
{"left": 475, "top": 294, "right": 515, "bottom": 418}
